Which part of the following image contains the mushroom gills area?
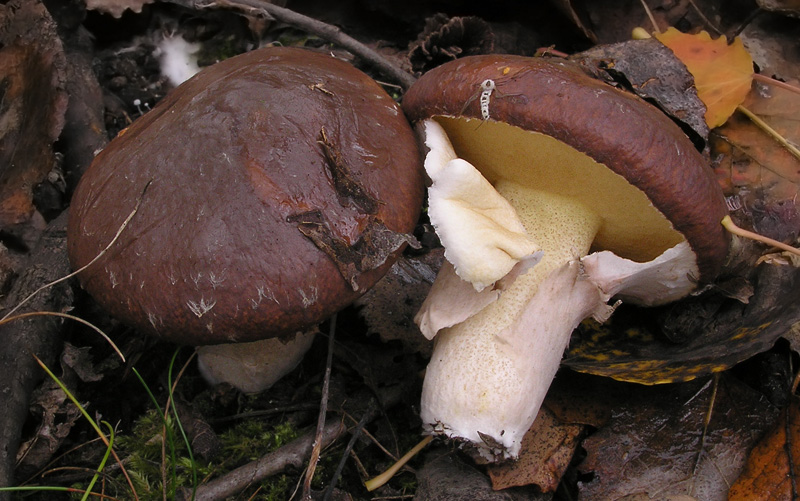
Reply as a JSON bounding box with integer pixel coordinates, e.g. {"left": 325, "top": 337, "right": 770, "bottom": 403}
{"left": 421, "top": 182, "right": 605, "bottom": 459}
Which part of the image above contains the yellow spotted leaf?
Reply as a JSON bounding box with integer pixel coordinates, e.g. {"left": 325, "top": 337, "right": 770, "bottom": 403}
{"left": 655, "top": 27, "right": 753, "bottom": 128}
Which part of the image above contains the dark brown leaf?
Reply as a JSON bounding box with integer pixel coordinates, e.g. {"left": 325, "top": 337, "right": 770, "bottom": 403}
{"left": 355, "top": 252, "right": 441, "bottom": 356}
{"left": 571, "top": 38, "right": 709, "bottom": 142}
{"left": 564, "top": 263, "right": 800, "bottom": 384}
{"left": 578, "top": 375, "right": 779, "bottom": 500}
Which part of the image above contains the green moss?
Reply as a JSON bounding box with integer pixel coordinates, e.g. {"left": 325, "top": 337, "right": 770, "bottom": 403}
{"left": 108, "top": 409, "right": 210, "bottom": 500}
{"left": 220, "top": 420, "right": 299, "bottom": 463}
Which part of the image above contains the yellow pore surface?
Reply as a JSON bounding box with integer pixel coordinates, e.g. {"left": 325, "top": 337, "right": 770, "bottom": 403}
{"left": 436, "top": 116, "right": 683, "bottom": 263}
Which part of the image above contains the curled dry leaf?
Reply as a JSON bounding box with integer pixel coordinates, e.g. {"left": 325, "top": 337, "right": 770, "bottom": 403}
{"left": 756, "top": 0, "right": 800, "bottom": 17}
{"left": 655, "top": 28, "right": 754, "bottom": 128}
{"left": 408, "top": 14, "right": 494, "bottom": 74}
{"left": 487, "top": 405, "right": 582, "bottom": 492}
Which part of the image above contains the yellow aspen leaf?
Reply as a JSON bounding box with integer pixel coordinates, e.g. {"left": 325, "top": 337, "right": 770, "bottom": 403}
{"left": 655, "top": 27, "right": 753, "bottom": 128}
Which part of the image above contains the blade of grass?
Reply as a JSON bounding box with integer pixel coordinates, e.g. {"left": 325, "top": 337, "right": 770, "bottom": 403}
{"left": 33, "top": 355, "right": 139, "bottom": 500}
{"left": 364, "top": 435, "right": 433, "bottom": 492}
{"left": 722, "top": 215, "right": 800, "bottom": 256}
{"left": 166, "top": 348, "right": 199, "bottom": 500}
{"left": 82, "top": 422, "right": 116, "bottom": 501}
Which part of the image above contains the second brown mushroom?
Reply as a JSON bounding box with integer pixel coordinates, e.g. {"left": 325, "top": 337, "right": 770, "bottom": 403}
{"left": 67, "top": 47, "right": 425, "bottom": 393}
{"left": 402, "top": 55, "right": 730, "bottom": 460}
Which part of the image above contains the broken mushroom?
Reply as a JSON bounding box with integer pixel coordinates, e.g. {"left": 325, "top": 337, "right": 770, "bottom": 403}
{"left": 402, "top": 55, "right": 729, "bottom": 460}
{"left": 67, "top": 47, "right": 424, "bottom": 392}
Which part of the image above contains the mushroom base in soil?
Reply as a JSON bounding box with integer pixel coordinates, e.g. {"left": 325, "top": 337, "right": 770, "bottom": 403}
{"left": 414, "top": 115, "right": 720, "bottom": 460}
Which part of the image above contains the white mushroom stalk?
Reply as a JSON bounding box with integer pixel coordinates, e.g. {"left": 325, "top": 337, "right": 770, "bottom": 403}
{"left": 197, "top": 330, "right": 316, "bottom": 394}
{"left": 416, "top": 120, "right": 699, "bottom": 460}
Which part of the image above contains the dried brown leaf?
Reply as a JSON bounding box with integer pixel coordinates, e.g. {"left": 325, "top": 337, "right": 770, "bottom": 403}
{"left": 578, "top": 375, "right": 778, "bottom": 501}
{"left": 728, "top": 397, "right": 800, "bottom": 500}
{"left": 487, "top": 406, "right": 582, "bottom": 492}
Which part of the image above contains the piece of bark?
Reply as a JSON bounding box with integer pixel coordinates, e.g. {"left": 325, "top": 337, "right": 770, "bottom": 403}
{"left": 0, "top": 213, "right": 72, "bottom": 498}
{"left": 58, "top": 24, "right": 109, "bottom": 191}
{"left": 0, "top": 0, "right": 68, "bottom": 242}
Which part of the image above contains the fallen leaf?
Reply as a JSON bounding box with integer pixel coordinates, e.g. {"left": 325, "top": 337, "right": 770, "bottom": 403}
{"left": 571, "top": 38, "right": 709, "bottom": 142}
{"left": 564, "top": 262, "right": 800, "bottom": 384}
{"left": 355, "top": 252, "right": 440, "bottom": 356}
{"left": 487, "top": 406, "right": 582, "bottom": 492}
{"left": 728, "top": 397, "right": 800, "bottom": 500}
{"left": 712, "top": 79, "right": 800, "bottom": 243}
{"left": 578, "top": 375, "right": 779, "bottom": 501}
{"left": 656, "top": 28, "right": 754, "bottom": 128}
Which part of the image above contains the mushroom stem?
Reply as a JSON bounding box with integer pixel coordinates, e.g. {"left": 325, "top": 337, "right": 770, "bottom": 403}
{"left": 420, "top": 183, "right": 607, "bottom": 459}
{"left": 196, "top": 330, "right": 316, "bottom": 394}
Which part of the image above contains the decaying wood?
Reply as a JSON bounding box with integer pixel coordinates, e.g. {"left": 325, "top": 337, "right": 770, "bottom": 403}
{"left": 0, "top": 214, "right": 72, "bottom": 498}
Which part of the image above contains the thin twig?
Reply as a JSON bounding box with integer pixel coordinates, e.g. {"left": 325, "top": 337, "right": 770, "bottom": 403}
{"left": 753, "top": 73, "right": 800, "bottom": 95}
{"left": 303, "top": 314, "right": 337, "bottom": 499}
{"left": 637, "top": 0, "right": 661, "bottom": 34}
{"left": 322, "top": 408, "right": 371, "bottom": 501}
{"left": 163, "top": 0, "right": 417, "bottom": 89}
{"left": 687, "top": 0, "right": 723, "bottom": 36}
{"left": 1, "top": 180, "right": 152, "bottom": 324}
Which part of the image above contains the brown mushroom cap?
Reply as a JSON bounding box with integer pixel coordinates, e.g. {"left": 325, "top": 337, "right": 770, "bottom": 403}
{"left": 67, "top": 47, "right": 424, "bottom": 345}
{"left": 403, "top": 55, "right": 729, "bottom": 282}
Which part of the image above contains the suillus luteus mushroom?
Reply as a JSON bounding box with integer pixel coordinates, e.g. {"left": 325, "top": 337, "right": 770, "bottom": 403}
{"left": 402, "top": 54, "right": 730, "bottom": 460}
{"left": 67, "top": 47, "right": 425, "bottom": 393}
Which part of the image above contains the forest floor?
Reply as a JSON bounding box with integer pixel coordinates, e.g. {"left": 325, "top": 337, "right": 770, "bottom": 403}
{"left": 1, "top": 0, "right": 799, "bottom": 499}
